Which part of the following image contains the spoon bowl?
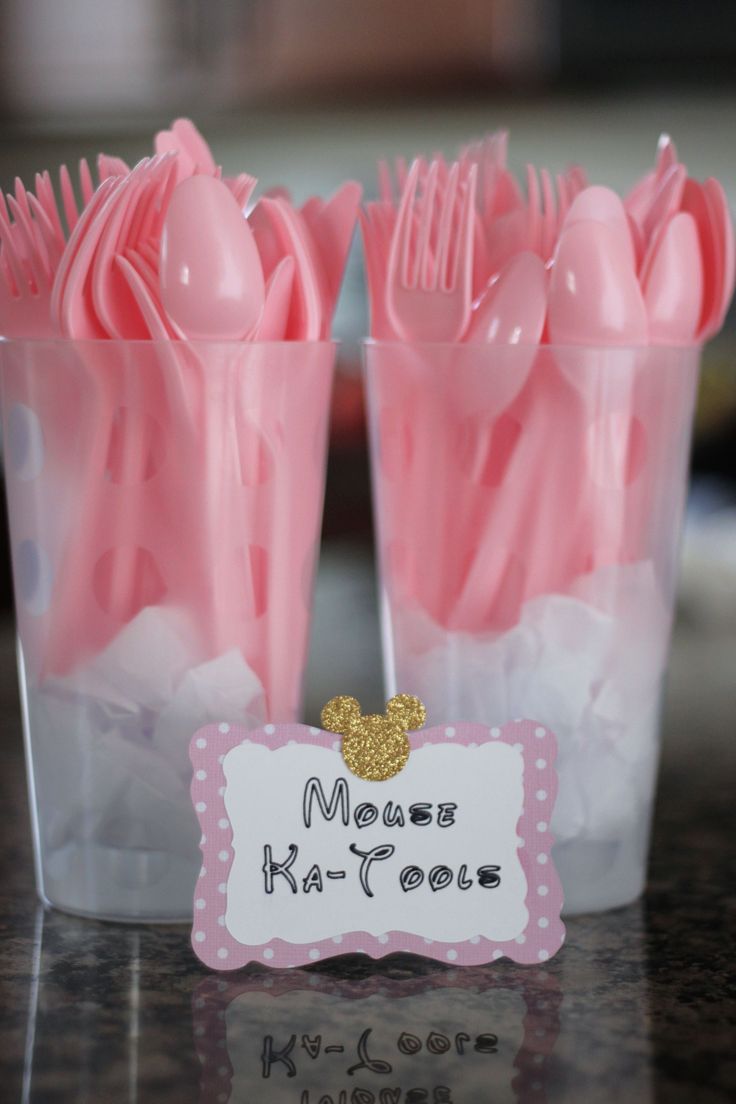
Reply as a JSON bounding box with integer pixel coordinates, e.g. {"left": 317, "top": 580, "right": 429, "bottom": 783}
{"left": 160, "top": 175, "right": 265, "bottom": 341}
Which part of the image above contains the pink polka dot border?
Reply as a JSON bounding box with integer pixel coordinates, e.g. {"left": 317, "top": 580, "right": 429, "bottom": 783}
{"left": 189, "top": 719, "right": 565, "bottom": 971}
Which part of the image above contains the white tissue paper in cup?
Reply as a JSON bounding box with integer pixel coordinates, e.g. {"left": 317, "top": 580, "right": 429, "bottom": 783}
{"left": 153, "top": 647, "right": 266, "bottom": 779}
{"left": 392, "top": 561, "right": 671, "bottom": 848}
{"left": 30, "top": 604, "right": 266, "bottom": 859}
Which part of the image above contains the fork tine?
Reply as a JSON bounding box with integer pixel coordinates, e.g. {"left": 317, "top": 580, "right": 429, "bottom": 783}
{"left": 98, "top": 153, "right": 130, "bottom": 180}
{"left": 540, "top": 168, "right": 556, "bottom": 259}
{"left": 377, "top": 160, "right": 393, "bottom": 205}
{"left": 7, "top": 194, "right": 48, "bottom": 290}
{"left": 431, "top": 152, "right": 448, "bottom": 189}
{"left": 34, "top": 171, "right": 65, "bottom": 244}
{"left": 392, "top": 159, "right": 421, "bottom": 290}
{"left": 27, "top": 192, "right": 64, "bottom": 268}
{"left": 147, "top": 155, "right": 179, "bottom": 241}
{"left": 124, "top": 246, "right": 158, "bottom": 291}
{"left": 434, "top": 161, "right": 459, "bottom": 292}
{"left": 0, "top": 215, "right": 27, "bottom": 294}
{"left": 13, "top": 178, "right": 32, "bottom": 222}
{"left": 556, "top": 172, "right": 570, "bottom": 229}
{"left": 526, "top": 164, "right": 540, "bottom": 255}
{"left": 0, "top": 247, "right": 16, "bottom": 296}
{"left": 414, "top": 160, "right": 439, "bottom": 290}
{"left": 395, "top": 157, "right": 409, "bottom": 193}
{"left": 59, "top": 164, "right": 80, "bottom": 233}
{"left": 227, "top": 171, "right": 257, "bottom": 211}
{"left": 447, "top": 163, "right": 477, "bottom": 294}
{"left": 481, "top": 141, "right": 500, "bottom": 216}
{"left": 124, "top": 155, "right": 163, "bottom": 248}
{"left": 566, "top": 164, "right": 587, "bottom": 198}
{"left": 79, "top": 158, "right": 94, "bottom": 205}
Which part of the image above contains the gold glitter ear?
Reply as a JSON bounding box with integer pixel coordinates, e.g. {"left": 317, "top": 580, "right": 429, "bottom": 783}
{"left": 321, "top": 695, "right": 361, "bottom": 736}
{"left": 386, "top": 694, "right": 426, "bottom": 732}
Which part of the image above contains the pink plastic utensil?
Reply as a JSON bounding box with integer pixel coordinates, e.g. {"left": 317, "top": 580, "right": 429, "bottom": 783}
{"left": 32, "top": 159, "right": 109, "bottom": 253}
{"left": 256, "top": 255, "right": 295, "bottom": 340}
{"left": 160, "top": 174, "right": 265, "bottom": 340}
{"left": 52, "top": 175, "right": 121, "bottom": 337}
{"left": 98, "top": 153, "right": 131, "bottom": 181}
{"left": 382, "top": 159, "right": 478, "bottom": 622}
{"left": 703, "top": 178, "right": 735, "bottom": 337}
{"left": 548, "top": 219, "right": 648, "bottom": 347}
{"left": 59, "top": 160, "right": 94, "bottom": 231}
{"left": 641, "top": 163, "right": 686, "bottom": 244}
{"left": 227, "top": 173, "right": 258, "bottom": 210}
{"left": 155, "top": 117, "right": 219, "bottom": 183}
{"left": 299, "top": 181, "right": 362, "bottom": 330}
{"left": 386, "top": 159, "right": 477, "bottom": 341}
{"left": 624, "top": 133, "right": 679, "bottom": 229}
{"left": 484, "top": 206, "right": 529, "bottom": 280}
{"left": 549, "top": 215, "right": 648, "bottom": 571}
{"left": 360, "top": 201, "right": 397, "bottom": 338}
{"left": 450, "top": 253, "right": 547, "bottom": 628}
{"left": 92, "top": 155, "right": 174, "bottom": 339}
{"left": 116, "top": 252, "right": 177, "bottom": 340}
{"left": 564, "top": 186, "right": 638, "bottom": 273}
{"left": 254, "top": 197, "right": 322, "bottom": 341}
{"left": 466, "top": 250, "right": 546, "bottom": 349}
{"left": 160, "top": 175, "right": 269, "bottom": 671}
{"left": 0, "top": 193, "right": 56, "bottom": 337}
{"left": 3, "top": 190, "right": 53, "bottom": 288}
{"left": 641, "top": 212, "right": 703, "bottom": 343}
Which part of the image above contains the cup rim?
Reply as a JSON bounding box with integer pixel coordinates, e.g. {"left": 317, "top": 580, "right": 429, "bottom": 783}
{"left": 0, "top": 337, "right": 338, "bottom": 349}
{"left": 360, "top": 338, "right": 703, "bottom": 352}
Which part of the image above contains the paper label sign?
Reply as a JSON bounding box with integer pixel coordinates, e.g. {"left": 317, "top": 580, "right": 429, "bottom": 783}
{"left": 189, "top": 718, "right": 564, "bottom": 969}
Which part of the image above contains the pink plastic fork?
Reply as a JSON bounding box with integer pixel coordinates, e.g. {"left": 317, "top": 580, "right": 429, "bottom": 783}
{"left": 0, "top": 194, "right": 56, "bottom": 337}
{"left": 386, "top": 159, "right": 477, "bottom": 342}
{"left": 383, "top": 159, "right": 478, "bottom": 619}
{"left": 33, "top": 157, "right": 120, "bottom": 244}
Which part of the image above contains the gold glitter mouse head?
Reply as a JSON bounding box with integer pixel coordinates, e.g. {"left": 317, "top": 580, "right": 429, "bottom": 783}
{"left": 321, "top": 694, "right": 426, "bottom": 782}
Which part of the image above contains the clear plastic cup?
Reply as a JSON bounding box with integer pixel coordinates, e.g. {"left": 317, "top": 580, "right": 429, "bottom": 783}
{"left": 364, "top": 341, "right": 701, "bottom": 915}
{"left": 2, "top": 339, "right": 335, "bottom": 921}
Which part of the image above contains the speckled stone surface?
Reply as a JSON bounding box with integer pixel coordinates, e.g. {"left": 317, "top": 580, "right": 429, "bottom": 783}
{"left": 0, "top": 619, "right": 733, "bottom": 1103}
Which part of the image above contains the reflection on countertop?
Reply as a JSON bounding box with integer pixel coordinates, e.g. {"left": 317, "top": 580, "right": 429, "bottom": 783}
{"left": 0, "top": 544, "right": 734, "bottom": 1102}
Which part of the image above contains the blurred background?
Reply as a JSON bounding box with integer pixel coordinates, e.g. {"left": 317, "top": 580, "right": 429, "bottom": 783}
{"left": 0, "top": 0, "right": 734, "bottom": 713}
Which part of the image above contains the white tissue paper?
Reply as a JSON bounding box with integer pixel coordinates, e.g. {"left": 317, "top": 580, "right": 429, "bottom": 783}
{"left": 28, "top": 604, "right": 266, "bottom": 866}
{"left": 392, "top": 561, "right": 671, "bottom": 852}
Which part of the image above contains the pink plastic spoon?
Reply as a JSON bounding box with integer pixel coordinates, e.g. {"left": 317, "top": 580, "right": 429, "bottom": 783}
{"left": 641, "top": 211, "right": 702, "bottom": 343}
{"left": 548, "top": 217, "right": 648, "bottom": 572}
{"left": 703, "top": 178, "right": 735, "bottom": 337}
{"left": 256, "top": 255, "right": 295, "bottom": 340}
{"left": 548, "top": 220, "right": 648, "bottom": 346}
{"left": 160, "top": 174, "right": 265, "bottom": 340}
{"left": 466, "top": 250, "right": 546, "bottom": 347}
{"left": 563, "top": 186, "right": 638, "bottom": 274}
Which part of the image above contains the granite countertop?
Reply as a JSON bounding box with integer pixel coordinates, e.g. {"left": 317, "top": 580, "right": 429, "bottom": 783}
{"left": 0, "top": 583, "right": 733, "bottom": 1103}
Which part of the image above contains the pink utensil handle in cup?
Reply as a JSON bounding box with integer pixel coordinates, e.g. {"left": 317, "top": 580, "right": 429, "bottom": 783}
{"left": 261, "top": 343, "right": 334, "bottom": 719}
{"left": 177, "top": 342, "right": 335, "bottom": 721}
{"left": 40, "top": 343, "right": 204, "bottom": 677}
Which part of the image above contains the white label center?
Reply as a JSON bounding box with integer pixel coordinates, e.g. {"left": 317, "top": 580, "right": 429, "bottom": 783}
{"left": 224, "top": 741, "right": 528, "bottom": 946}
